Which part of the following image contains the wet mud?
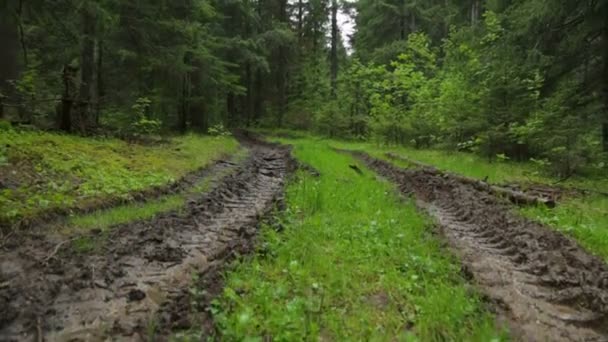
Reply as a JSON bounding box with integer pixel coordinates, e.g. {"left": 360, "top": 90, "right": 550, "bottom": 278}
{"left": 0, "top": 141, "right": 294, "bottom": 341}
{"left": 353, "top": 151, "right": 608, "bottom": 341}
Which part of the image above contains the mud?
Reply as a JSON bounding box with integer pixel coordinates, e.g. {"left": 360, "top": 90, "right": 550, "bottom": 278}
{"left": 0, "top": 140, "right": 294, "bottom": 341}
{"left": 353, "top": 151, "right": 608, "bottom": 341}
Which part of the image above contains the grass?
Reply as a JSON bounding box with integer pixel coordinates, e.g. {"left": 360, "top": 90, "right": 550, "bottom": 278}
{"left": 325, "top": 136, "right": 608, "bottom": 265}
{"left": 61, "top": 149, "right": 248, "bottom": 254}
{"left": 210, "top": 138, "right": 505, "bottom": 341}
{"left": 0, "top": 128, "right": 239, "bottom": 226}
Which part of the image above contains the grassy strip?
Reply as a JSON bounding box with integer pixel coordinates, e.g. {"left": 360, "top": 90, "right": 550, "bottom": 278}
{"left": 63, "top": 149, "right": 249, "bottom": 235}
{"left": 325, "top": 138, "right": 608, "bottom": 264}
{"left": 0, "top": 129, "right": 239, "bottom": 225}
{"left": 211, "top": 138, "right": 505, "bottom": 341}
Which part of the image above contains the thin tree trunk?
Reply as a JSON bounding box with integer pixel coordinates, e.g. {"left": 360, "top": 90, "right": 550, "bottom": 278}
{"left": 245, "top": 63, "right": 253, "bottom": 126}
{"left": 254, "top": 70, "right": 263, "bottom": 123}
{"left": 603, "top": 2, "right": 608, "bottom": 151}
{"left": 471, "top": 0, "right": 480, "bottom": 25}
{"left": 276, "top": 0, "right": 288, "bottom": 127}
{"left": 227, "top": 91, "right": 237, "bottom": 127}
{"left": 60, "top": 65, "right": 77, "bottom": 132}
{"left": 330, "top": 0, "right": 339, "bottom": 98}
{"left": 298, "top": 0, "right": 304, "bottom": 42}
{"left": 77, "top": 1, "right": 96, "bottom": 135}
{"left": 16, "top": 0, "right": 28, "bottom": 68}
{"left": 95, "top": 39, "right": 103, "bottom": 126}
{"left": 179, "top": 74, "right": 188, "bottom": 132}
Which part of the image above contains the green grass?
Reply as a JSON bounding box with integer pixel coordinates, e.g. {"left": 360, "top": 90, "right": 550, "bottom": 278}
{"left": 325, "top": 136, "right": 608, "bottom": 266}
{"left": 211, "top": 138, "right": 505, "bottom": 341}
{"left": 68, "top": 195, "right": 184, "bottom": 232}
{"left": 0, "top": 129, "right": 239, "bottom": 226}
{"left": 63, "top": 149, "right": 249, "bottom": 234}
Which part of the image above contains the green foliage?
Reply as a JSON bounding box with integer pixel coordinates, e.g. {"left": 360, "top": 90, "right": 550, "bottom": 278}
{"left": 213, "top": 138, "right": 505, "bottom": 340}
{"left": 207, "top": 123, "right": 231, "bottom": 137}
{"left": 128, "top": 97, "right": 162, "bottom": 137}
{"left": 328, "top": 1, "right": 608, "bottom": 176}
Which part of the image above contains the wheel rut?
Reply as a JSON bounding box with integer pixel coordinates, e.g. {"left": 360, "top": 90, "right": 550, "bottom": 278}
{"left": 353, "top": 151, "right": 608, "bottom": 341}
{"left": 0, "top": 141, "right": 294, "bottom": 341}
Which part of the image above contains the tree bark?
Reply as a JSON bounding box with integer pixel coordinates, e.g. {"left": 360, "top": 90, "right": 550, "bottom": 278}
{"left": 330, "top": 0, "right": 339, "bottom": 98}
{"left": 276, "top": 0, "right": 288, "bottom": 127}
{"left": 16, "top": 0, "right": 28, "bottom": 68}
{"left": 60, "top": 65, "right": 77, "bottom": 132}
{"left": 471, "top": 0, "right": 480, "bottom": 25}
{"left": 179, "top": 73, "right": 189, "bottom": 133}
{"left": 0, "top": 4, "right": 19, "bottom": 114}
{"left": 603, "top": 2, "right": 608, "bottom": 151}
{"left": 95, "top": 39, "right": 104, "bottom": 126}
{"left": 77, "top": 1, "right": 97, "bottom": 135}
{"left": 297, "top": 0, "right": 304, "bottom": 42}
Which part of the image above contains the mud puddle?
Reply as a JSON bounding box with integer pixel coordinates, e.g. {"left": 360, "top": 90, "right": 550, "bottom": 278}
{"left": 353, "top": 152, "right": 608, "bottom": 341}
{"left": 0, "top": 141, "right": 294, "bottom": 341}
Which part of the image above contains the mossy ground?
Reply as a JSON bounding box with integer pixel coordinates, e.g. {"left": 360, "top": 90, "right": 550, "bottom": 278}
{"left": 0, "top": 129, "right": 239, "bottom": 226}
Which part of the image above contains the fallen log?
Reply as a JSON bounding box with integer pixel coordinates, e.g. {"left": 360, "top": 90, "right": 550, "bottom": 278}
{"left": 385, "top": 153, "right": 556, "bottom": 208}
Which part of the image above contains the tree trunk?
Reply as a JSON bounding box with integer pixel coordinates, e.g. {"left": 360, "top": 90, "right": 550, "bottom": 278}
{"left": 227, "top": 92, "right": 237, "bottom": 127}
{"left": 471, "top": 0, "right": 480, "bottom": 25}
{"left": 254, "top": 70, "right": 263, "bottom": 124}
{"left": 189, "top": 62, "right": 207, "bottom": 131}
{"left": 330, "top": 0, "right": 339, "bottom": 98}
{"left": 178, "top": 73, "right": 189, "bottom": 133}
{"left": 60, "top": 65, "right": 77, "bottom": 132}
{"left": 603, "top": 2, "right": 608, "bottom": 151}
{"left": 245, "top": 63, "right": 253, "bottom": 126}
{"left": 0, "top": 4, "right": 19, "bottom": 116}
{"left": 77, "top": 2, "right": 97, "bottom": 135}
{"left": 16, "top": 0, "right": 28, "bottom": 68}
{"left": 276, "top": 0, "right": 288, "bottom": 127}
{"left": 298, "top": 0, "right": 304, "bottom": 42}
{"left": 95, "top": 39, "right": 104, "bottom": 126}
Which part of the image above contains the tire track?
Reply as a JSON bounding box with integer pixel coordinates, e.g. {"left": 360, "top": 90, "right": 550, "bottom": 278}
{"left": 352, "top": 151, "right": 608, "bottom": 341}
{"left": 0, "top": 142, "right": 294, "bottom": 341}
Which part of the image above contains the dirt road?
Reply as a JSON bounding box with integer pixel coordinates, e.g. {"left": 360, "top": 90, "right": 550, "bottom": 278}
{"left": 0, "top": 139, "right": 294, "bottom": 341}
{"left": 353, "top": 151, "right": 608, "bottom": 341}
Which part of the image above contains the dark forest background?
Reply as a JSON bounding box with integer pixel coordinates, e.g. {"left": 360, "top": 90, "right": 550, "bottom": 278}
{"left": 1, "top": 0, "right": 607, "bottom": 175}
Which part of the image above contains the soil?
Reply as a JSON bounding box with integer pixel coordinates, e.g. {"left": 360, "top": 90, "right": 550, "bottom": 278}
{"left": 0, "top": 137, "right": 295, "bottom": 341}
{"left": 352, "top": 151, "right": 608, "bottom": 341}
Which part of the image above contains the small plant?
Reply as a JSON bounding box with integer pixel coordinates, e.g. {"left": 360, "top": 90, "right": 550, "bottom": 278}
{"left": 0, "top": 119, "right": 11, "bottom": 132}
{"left": 129, "top": 97, "right": 162, "bottom": 137}
{"left": 207, "top": 123, "right": 231, "bottom": 137}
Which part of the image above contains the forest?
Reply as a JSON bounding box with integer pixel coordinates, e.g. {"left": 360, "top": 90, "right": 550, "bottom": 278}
{"left": 1, "top": 0, "right": 608, "bottom": 341}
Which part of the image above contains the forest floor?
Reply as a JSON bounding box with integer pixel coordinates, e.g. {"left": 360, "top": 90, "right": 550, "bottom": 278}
{"left": 0, "top": 130, "right": 607, "bottom": 341}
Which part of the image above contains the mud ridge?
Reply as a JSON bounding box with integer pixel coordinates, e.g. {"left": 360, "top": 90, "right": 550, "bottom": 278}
{"left": 351, "top": 151, "right": 608, "bottom": 341}
{"left": 0, "top": 141, "right": 295, "bottom": 341}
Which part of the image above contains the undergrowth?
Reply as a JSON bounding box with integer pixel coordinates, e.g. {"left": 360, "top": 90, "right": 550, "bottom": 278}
{"left": 0, "top": 129, "right": 239, "bottom": 226}
{"left": 211, "top": 139, "right": 505, "bottom": 341}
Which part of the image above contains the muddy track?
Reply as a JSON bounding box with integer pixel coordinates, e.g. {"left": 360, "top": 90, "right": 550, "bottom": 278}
{"left": 352, "top": 151, "right": 608, "bottom": 341}
{"left": 0, "top": 140, "right": 294, "bottom": 341}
